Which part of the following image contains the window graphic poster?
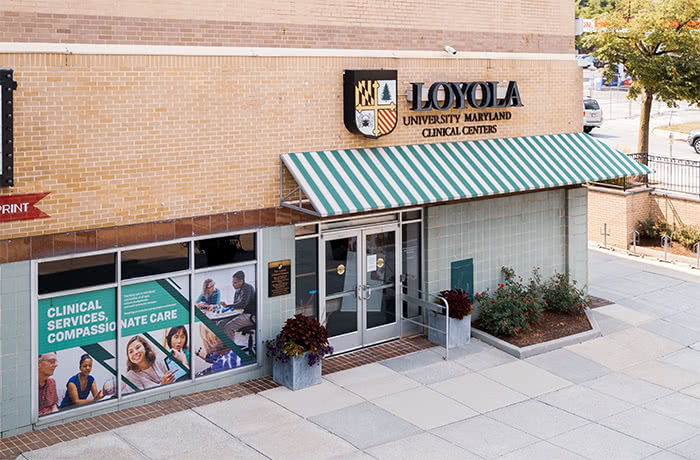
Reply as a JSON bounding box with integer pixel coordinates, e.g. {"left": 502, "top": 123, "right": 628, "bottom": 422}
{"left": 119, "top": 276, "right": 191, "bottom": 394}
{"left": 192, "top": 264, "right": 257, "bottom": 376}
{"left": 37, "top": 288, "right": 117, "bottom": 416}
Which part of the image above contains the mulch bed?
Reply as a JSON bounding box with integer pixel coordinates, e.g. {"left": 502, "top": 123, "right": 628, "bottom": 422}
{"left": 473, "top": 310, "right": 592, "bottom": 348}
{"left": 637, "top": 237, "right": 697, "bottom": 258}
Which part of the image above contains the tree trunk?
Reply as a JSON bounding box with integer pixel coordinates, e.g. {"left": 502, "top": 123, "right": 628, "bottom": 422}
{"left": 637, "top": 90, "right": 654, "bottom": 163}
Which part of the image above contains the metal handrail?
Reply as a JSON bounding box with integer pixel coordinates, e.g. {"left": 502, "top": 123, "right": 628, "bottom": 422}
{"left": 400, "top": 284, "right": 450, "bottom": 360}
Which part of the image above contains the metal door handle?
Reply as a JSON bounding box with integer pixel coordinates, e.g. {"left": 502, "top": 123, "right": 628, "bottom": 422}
{"left": 365, "top": 285, "right": 372, "bottom": 300}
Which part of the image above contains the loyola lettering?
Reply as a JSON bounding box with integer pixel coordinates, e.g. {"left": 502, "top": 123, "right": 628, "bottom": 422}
{"left": 410, "top": 81, "right": 523, "bottom": 111}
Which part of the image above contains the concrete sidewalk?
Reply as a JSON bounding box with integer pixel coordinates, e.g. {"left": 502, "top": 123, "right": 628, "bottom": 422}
{"left": 18, "top": 250, "right": 700, "bottom": 460}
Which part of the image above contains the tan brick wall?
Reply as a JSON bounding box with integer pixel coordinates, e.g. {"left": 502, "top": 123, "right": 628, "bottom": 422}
{"left": 587, "top": 187, "right": 654, "bottom": 249}
{"left": 0, "top": 11, "right": 573, "bottom": 53}
{"left": 0, "top": 54, "right": 581, "bottom": 240}
{"left": 2, "top": 0, "right": 574, "bottom": 37}
{"left": 651, "top": 194, "right": 700, "bottom": 228}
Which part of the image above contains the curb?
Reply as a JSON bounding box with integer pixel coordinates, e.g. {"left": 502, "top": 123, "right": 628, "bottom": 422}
{"left": 470, "top": 309, "right": 601, "bottom": 360}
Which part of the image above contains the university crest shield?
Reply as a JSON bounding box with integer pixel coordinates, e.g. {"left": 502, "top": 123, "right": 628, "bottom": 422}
{"left": 343, "top": 70, "right": 398, "bottom": 139}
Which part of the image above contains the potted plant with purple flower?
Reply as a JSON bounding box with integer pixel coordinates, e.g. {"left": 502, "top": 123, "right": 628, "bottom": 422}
{"left": 428, "top": 288, "right": 473, "bottom": 348}
{"left": 265, "top": 314, "right": 334, "bottom": 390}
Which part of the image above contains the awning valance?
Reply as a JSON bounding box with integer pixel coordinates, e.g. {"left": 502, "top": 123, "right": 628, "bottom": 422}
{"left": 280, "top": 132, "right": 649, "bottom": 217}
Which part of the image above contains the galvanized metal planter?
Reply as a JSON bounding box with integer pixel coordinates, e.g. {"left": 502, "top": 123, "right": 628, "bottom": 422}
{"left": 271, "top": 351, "right": 322, "bottom": 391}
{"left": 428, "top": 313, "right": 471, "bottom": 349}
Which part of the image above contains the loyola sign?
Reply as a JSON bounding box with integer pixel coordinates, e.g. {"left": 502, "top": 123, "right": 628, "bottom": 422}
{"left": 410, "top": 81, "right": 523, "bottom": 111}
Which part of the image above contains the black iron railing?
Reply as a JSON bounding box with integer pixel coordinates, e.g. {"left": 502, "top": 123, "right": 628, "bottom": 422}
{"left": 594, "top": 153, "right": 700, "bottom": 197}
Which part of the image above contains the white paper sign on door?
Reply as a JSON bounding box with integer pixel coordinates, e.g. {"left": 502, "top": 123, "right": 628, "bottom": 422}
{"left": 367, "top": 254, "right": 377, "bottom": 272}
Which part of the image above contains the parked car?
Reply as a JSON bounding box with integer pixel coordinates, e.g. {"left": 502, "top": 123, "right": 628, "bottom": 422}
{"left": 689, "top": 129, "right": 700, "bottom": 154}
{"left": 576, "top": 54, "right": 599, "bottom": 69}
{"left": 583, "top": 98, "right": 603, "bottom": 133}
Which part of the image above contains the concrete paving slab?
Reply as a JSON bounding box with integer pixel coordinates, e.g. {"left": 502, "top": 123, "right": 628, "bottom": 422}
{"left": 548, "top": 423, "right": 660, "bottom": 460}
{"left": 644, "top": 451, "right": 694, "bottom": 460}
{"left": 682, "top": 382, "right": 700, "bottom": 399}
{"left": 665, "top": 312, "right": 700, "bottom": 332}
{"left": 114, "top": 411, "right": 238, "bottom": 460}
{"left": 428, "top": 372, "right": 528, "bottom": 414}
{"left": 644, "top": 393, "right": 700, "bottom": 428}
{"left": 581, "top": 373, "right": 674, "bottom": 405}
{"left": 373, "top": 386, "right": 478, "bottom": 430}
{"left": 600, "top": 407, "right": 700, "bottom": 448}
{"left": 401, "top": 360, "right": 471, "bottom": 385}
{"left": 606, "top": 327, "right": 685, "bottom": 360}
{"left": 640, "top": 319, "right": 700, "bottom": 347}
{"left": 669, "top": 434, "right": 700, "bottom": 460}
{"left": 587, "top": 286, "right": 631, "bottom": 304}
{"left": 659, "top": 348, "right": 700, "bottom": 374}
{"left": 330, "top": 452, "right": 376, "bottom": 460}
{"left": 670, "top": 282, "right": 700, "bottom": 300}
{"left": 595, "top": 278, "right": 661, "bottom": 297}
{"left": 21, "top": 432, "right": 147, "bottom": 460}
{"left": 242, "top": 418, "right": 357, "bottom": 460}
{"left": 365, "top": 432, "right": 481, "bottom": 460}
{"left": 525, "top": 348, "right": 613, "bottom": 384}
{"left": 495, "top": 441, "right": 588, "bottom": 460}
{"left": 309, "top": 402, "right": 422, "bottom": 450}
{"left": 487, "top": 399, "right": 588, "bottom": 440}
{"left": 260, "top": 379, "right": 364, "bottom": 418}
{"left": 566, "top": 336, "right": 648, "bottom": 370}
{"left": 621, "top": 271, "right": 686, "bottom": 288}
{"left": 619, "top": 298, "right": 680, "bottom": 319}
{"left": 537, "top": 385, "right": 634, "bottom": 421}
{"left": 623, "top": 361, "right": 700, "bottom": 391}
{"left": 590, "top": 310, "right": 634, "bottom": 335}
{"left": 429, "top": 338, "right": 492, "bottom": 360}
{"left": 342, "top": 372, "right": 421, "bottom": 400}
{"left": 193, "top": 394, "right": 301, "bottom": 437}
{"left": 324, "top": 363, "right": 399, "bottom": 387}
{"left": 480, "top": 360, "right": 572, "bottom": 398}
{"left": 630, "top": 288, "right": 700, "bottom": 311}
{"left": 379, "top": 349, "right": 444, "bottom": 373}
{"left": 453, "top": 347, "right": 518, "bottom": 372}
{"left": 431, "top": 415, "right": 538, "bottom": 459}
{"left": 594, "top": 304, "right": 655, "bottom": 326}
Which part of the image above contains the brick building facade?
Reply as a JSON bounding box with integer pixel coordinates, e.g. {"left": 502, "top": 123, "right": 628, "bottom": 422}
{"left": 0, "top": 0, "right": 645, "bottom": 437}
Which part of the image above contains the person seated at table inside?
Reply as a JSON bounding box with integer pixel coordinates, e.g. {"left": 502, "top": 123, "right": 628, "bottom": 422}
{"left": 124, "top": 336, "right": 176, "bottom": 390}
{"left": 217, "top": 271, "right": 256, "bottom": 327}
{"left": 59, "top": 354, "right": 104, "bottom": 409}
{"left": 196, "top": 278, "right": 220, "bottom": 310}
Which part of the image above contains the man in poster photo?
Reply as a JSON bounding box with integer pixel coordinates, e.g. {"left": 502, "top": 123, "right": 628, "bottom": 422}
{"left": 38, "top": 352, "right": 59, "bottom": 416}
{"left": 218, "top": 270, "right": 256, "bottom": 335}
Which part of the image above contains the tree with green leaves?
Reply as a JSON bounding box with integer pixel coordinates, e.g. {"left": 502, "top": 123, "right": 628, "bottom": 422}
{"left": 576, "top": 0, "right": 617, "bottom": 18}
{"left": 583, "top": 0, "right": 700, "bottom": 157}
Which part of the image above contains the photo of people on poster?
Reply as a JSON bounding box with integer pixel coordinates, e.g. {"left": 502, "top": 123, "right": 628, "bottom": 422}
{"left": 192, "top": 264, "right": 257, "bottom": 376}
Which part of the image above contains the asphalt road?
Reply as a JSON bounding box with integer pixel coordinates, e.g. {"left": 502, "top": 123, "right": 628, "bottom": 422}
{"left": 582, "top": 70, "right": 700, "bottom": 160}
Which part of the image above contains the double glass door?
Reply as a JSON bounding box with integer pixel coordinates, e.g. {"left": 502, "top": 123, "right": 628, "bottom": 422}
{"left": 322, "top": 224, "right": 399, "bottom": 352}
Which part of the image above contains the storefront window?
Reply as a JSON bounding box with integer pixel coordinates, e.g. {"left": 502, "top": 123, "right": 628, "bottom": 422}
{"left": 36, "top": 231, "right": 259, "bottom": 419}
{"left": 194, "top": 234, "right": 256, "bottom": 269}
{"left": 121, "top": 243, "right": 189, "bottom": 279}
{"left": 192, "top": 266, "right": 257, "bottom": 376}
{"left": 295, "top": 238, "right": 318, "bottom": 318}
{"left": 402, "top": 221, "right": 422, "bottom": 318}
{"left": 37, "top": 287, "right": 117, "bottom": 415}
{"left": 38, "top": 253, "right": 116, "bottom": 295}
{"left": 120, "top": 275, "right": 191, "bottom": 393}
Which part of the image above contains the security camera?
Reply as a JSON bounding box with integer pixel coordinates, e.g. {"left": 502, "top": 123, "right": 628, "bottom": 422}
{"left": 444, "top": 45, "right": 457, "bottom": 55}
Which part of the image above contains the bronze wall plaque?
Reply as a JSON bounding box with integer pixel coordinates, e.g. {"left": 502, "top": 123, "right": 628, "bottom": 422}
{"left": 268, "top": 259, "right": 291, "bottom": 297}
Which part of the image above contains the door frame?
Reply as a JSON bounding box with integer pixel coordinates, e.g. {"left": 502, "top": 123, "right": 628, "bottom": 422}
{"left": 320, "top": 222, "right": 401, "bottom": 353}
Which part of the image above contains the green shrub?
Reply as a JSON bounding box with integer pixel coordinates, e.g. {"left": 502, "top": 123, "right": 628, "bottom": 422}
{"left": 674, "top": 224, "right": 700, "bottom": 250}
{"left": 542, "top": 273, "right": 591, "bottom": 314}
{"left": 637, "top": 217, "right": 671, "bottom": 239}
{"left": 474, "top": 267, "right": 543, "bottom": 336}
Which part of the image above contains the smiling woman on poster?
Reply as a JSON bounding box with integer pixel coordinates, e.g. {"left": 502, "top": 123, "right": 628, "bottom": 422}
{"left": 59, "top": 354, "right": 104, "bottom": 408}
{"left": 124, "top": 336, "right": 175, "bottom": 390}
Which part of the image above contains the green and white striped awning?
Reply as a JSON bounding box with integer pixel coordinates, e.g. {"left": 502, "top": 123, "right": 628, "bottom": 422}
{"left": 281, "top": 132, "right": 649, "bottom": 217}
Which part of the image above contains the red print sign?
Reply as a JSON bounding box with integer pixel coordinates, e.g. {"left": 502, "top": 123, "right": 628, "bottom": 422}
{"left": 0, "top": 193, "right": 50, "bottom": 223}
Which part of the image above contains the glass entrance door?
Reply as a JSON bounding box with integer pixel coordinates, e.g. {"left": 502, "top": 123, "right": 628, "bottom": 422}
{"left": 322, "top": 224, "right": 400, "bottom": 353}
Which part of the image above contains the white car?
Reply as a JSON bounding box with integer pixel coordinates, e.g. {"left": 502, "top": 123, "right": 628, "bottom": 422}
{"left": 576, "top": 54, "right": 597, "bottom": 69}
{"left": 583, "top": 98, "right": 603, "bottom": 133}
